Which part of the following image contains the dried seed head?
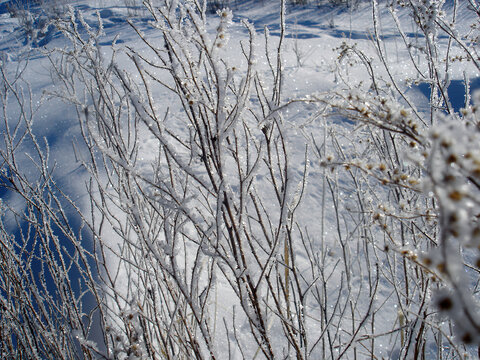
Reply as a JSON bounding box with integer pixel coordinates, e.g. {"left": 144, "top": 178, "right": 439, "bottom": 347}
{"left": 446, "top": 154, "right": 457, "bottom": 164}
{"left": 462, "top": 332, "right": 473, "bottom": 344}
{"left": 437, "top": 262, "right": 446, "bottom": 273}
{"left": 448, "top": 190, "right": 464, "bottom": 202}
{"left": 422, "top": 256, "right": 432, "bottom": 266}
{"left": 473, "top": 227, "right": 480, "bottom": 238}
{"left": 443, "top": 174, "right": 455, "bottom": 183}
{"left": 436, "top": 295, "right": 453, "bottom": 311}
{"left": 441, "top": 140, "right": 451, "bottom": 148}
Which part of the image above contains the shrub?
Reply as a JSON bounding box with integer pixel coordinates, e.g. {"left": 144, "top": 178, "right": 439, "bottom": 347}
{"left": 1, "top": 0, "right": 480, "bottom": 358}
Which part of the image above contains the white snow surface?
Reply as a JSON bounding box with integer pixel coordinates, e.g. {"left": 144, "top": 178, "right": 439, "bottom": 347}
{"left": 1, "top": 0, "right": 479, "bottom": 358}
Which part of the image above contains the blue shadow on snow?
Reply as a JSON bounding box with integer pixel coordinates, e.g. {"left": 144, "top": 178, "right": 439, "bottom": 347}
{"left": 416, "top": 77, "right": 480, "bottom": 113}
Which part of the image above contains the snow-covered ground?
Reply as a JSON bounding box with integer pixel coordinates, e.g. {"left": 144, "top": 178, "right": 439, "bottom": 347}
{"left": 1, "top": 0, "right": 479, "bottom": 358}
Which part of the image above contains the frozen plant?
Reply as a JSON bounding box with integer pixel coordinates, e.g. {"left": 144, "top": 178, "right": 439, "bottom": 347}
{"left": 48, "top": 0, "right": 396, "bottom": 357}
{"left": 0, "top": 54, "right": 106, "bottom": 358}
{"left": 2, "top": 0, "right": 480, "bottom": 358}
{"left": 311, "top": 0, "right": 480, "bottom": 355}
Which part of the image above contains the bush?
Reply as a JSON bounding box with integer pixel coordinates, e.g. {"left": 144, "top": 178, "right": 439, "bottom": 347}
{"left": 5, "top": 0, "right": 68, "bottom": 47}
{"left": 1, "top": 0, "right": 480, "bottom": 358}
